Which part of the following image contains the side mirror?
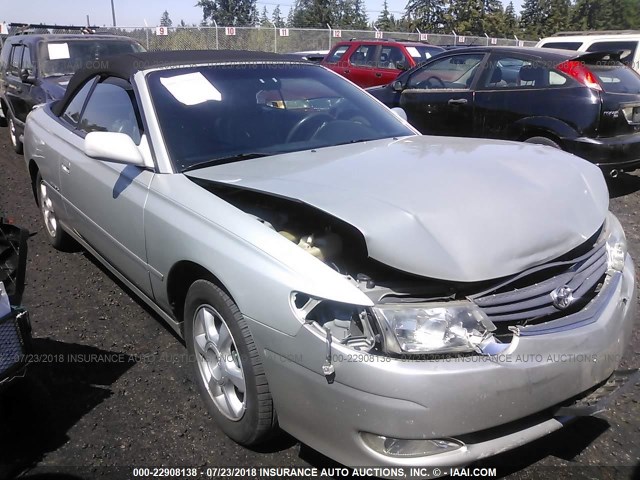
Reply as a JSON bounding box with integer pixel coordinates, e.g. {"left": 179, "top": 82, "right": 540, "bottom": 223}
{"left": 391, "top": 107, "right": 407, "bottom": 121}
{"left": 395, "top": 62, "right": 407, "bottom": 71}
{"left": 392, "top": 80, "right": 404, "bottom": 92}
{"left": 84, "top": 131, "right": 146, "bottom": 166}
{"left": 20, "top": 68, "right": 35, "bottom": 84}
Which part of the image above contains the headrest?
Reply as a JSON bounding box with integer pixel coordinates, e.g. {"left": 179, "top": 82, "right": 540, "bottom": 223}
{"left": 490, "top": 67, "right": 502, "bottom": 83}
{"left": 519, "top": 65, "right": 544, "bottom": 82}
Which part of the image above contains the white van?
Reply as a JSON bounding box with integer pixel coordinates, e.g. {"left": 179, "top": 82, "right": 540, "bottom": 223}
{"left": 536, "top": 31, "right": 640, "bottom": 74}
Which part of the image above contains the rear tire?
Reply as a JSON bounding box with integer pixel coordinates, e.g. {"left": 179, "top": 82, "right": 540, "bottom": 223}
{"left": 524, "top": 136, "right": 561, "bottom": 149}
{"left": 184, "top": 280, "right": 277, "bottom": 446}
{"left": 36, "top": 172, "right": 74, "bottom": 250}
{"left": 8, "top": 114, "right": 23, "bottom": 154}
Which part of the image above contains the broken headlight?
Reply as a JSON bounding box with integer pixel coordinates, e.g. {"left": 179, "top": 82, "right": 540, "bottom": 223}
{"left": 373, "top": 301, "right": 495, "bottom": 355}
{"left": 603, "top": 213, "right": 627, "bottom": 272}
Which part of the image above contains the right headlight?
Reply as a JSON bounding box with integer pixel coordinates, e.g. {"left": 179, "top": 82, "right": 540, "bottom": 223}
{"left": 603, "top": 213, "right": 627, "bottom": 272}
{"left": 372, "top": 301, "right": 495, "bottom": 355}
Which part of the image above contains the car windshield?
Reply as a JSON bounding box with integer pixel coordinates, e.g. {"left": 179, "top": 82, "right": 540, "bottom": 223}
{"left": 589, "top": 63, "right": 640, "bottom": 94}
{"left": 147, "top": 64, "right": 415, "bottom": 172}
{"left": 38, "top": 39, "right": 144, "bottom": 77}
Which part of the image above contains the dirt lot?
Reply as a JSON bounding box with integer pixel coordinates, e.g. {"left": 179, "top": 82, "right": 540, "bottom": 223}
{"left": 0, "top": 130, "right": 638, "bottom": 480}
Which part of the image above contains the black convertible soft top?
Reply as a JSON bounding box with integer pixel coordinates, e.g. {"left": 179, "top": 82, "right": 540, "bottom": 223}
{"left": 52, "top": 49, "right": 307, "bottom": 116}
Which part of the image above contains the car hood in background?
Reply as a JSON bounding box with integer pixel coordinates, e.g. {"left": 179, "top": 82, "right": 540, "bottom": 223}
{"left": 187, "top": 136, "right": 609, "bottom": 282}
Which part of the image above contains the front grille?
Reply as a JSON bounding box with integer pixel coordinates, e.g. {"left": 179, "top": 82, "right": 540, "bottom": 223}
{"left": 469, "top": 239, "right": 608, "bottom": 326}
{"left": 0, "top": 310, "right": 27, "bottom": 379}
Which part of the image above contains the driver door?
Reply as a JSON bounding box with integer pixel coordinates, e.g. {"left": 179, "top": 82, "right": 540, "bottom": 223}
{"left": 4, "top": 44, "right": 34, "bottom": 126}
{"left": 399, "top": 53, "right": 486, "bottom": 136}
{"left": 58, "top": 77, "right": 154, "bottom": 295}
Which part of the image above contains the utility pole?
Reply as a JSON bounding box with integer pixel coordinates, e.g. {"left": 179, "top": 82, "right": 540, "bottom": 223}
{"left": 111, "top": 0, "right": 117, "bottom": 27}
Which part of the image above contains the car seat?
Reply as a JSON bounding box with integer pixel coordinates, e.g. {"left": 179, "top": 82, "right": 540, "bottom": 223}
{"left": 518, "top": 65, "right": 546, "bottom": 87}
{"left": 487, "top": 67, "right": 503, "bottom": 87}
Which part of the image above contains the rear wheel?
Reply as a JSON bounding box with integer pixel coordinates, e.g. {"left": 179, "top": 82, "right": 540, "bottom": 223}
{"left": 8, "top": 114, "right": 23, "bottom": 154}
{"left": 36, "top": 172, "right": 73, "bottom": 250}
{"left": 524, "top": 136, "right": 561, "bottom": 149}
{"left": 184, "top": 280, "right": 277, "bottom": 445}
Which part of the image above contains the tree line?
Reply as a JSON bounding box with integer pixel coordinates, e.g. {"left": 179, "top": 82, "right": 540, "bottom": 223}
{"left": 159, "top": 0, "right": 640, "bottom": 40}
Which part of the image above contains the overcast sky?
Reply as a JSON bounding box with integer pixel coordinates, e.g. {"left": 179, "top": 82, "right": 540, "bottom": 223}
{"left": 2, "top": 0, "right": 525, "bottom": 28}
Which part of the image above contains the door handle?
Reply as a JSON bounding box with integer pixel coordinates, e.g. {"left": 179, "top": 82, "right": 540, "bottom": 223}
{"left": 61, "top": 162, "right": 70, "bottom": 174}
{"left": 375, "top": 72, "right": 382, "bottom": 78}
{"left": 343, "top": 69, "right": 350, "bottom": 74}
{"left": 448, "top": 98, "right": 468, "bottom": 105}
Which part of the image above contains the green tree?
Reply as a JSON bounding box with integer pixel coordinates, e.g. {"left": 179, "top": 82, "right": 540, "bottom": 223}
{"left": 259, "top": 6, "right": 271, "bottom": 25}
{"left": 448, "top": 0, "right": 485, "bottom": 35}
{"left": 483, "top": 0, "right": 507, "bottom": 37}
{"left": 291, "top": 0, "right": 335, "bottom": 28}
{"left": 545, "top": 0, "right": 570, "bottom": 34}
{"left": 287, "top": 6, "right": 296, "bottom": 26}
{"left": 160, "top": 10, "right": 173, "bottom": 27}
{"left": 504, "top": 1, "right": 518, "bottom": 34}
{"left": 571, "top": 0, "right": 640, "bottom": 30}
{"left": 520, "top": 0, "right": 545, "bottom": 37}
{"left": 405, "top": 0, "right": 447, "bottom": 33}
{"left": 377, "top": 0, "right": 393, "bottom": 30}
{"left": 272, "top": 5, "right": 286, "bottom": 27}
{"left": 336, "top": 0, "right": 368, "bottom": 28}
{"left": 197, "top": 0, "right": 258, "bottom": 26}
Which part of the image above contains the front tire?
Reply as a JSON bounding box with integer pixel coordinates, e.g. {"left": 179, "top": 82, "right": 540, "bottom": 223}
{"left": 8, "top": 114, "right": 23, "bottom": 154}
{"left": 184, "top": 280, "right": 276, "bottom": 445}
{"left": 36, "top": 172, "right": 73, "bottom": 250}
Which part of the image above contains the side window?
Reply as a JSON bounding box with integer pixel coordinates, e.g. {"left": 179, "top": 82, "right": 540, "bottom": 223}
{"left": 0, "top": 43, "right": 13, "bottom": 71}
{"left": 325, "top": 45, "right": 349, "bottom": 64}
{"left": 539, "top": 42, "right": 582, "bottom": 51}
{"left": 481, "top": 57, "right": 567, "bottom": 89}
{"left": 482, "top": 57, "right": 524, "bottom": 88}
{"left": 407, "top": 54, "right": 484, "bottom": 89}
{"left": 518, "top": 62, "right": 566, "bottom": 88}
{"left": 77, "top": 79, "right": 142, "bottom": 144}
{"left": 61, "top": 77, "right": 97, "bottom": 126}
{"left": 9, "top": 46, "right": 22, "bottom": 75}
{"left": 350, "top": 45, "right": 377, "bottom": 67}
{"left": 587, "top": 41, "right": 638, "bottom": 67}
{"left": 21, "top": 46, "right": 33, "bottom": 73}
{"left": 378, "top": 46, "right": 408, "bottom": 70}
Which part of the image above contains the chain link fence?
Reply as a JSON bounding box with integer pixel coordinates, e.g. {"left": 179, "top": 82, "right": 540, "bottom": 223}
{"left": 12, "top": 25, "right": 535, "bottom": 53}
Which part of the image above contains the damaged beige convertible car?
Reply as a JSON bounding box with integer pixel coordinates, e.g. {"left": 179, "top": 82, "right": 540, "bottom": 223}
{"left": 23, "top": 50, "right": 638, "bottom": 469}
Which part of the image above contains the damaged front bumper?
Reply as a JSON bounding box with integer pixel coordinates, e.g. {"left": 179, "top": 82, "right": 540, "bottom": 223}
{"left": 250, "top": 254, "right": 637, "bottom": 468}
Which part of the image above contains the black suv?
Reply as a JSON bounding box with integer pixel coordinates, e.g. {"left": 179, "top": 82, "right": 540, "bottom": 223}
{"left": 0, "top": 33, "right": 144, "bottom": 153}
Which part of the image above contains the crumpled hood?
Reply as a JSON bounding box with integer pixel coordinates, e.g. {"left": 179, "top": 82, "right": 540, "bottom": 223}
{"left": 40, "top": 75, "right": 73, "bottom": 101}
{"left": 187, "top": 136, "right": 609, "bottom": 282}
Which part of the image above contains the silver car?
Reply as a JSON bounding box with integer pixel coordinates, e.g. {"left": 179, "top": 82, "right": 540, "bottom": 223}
{"left": 23, "top": 50, "right": 637, "bottom": 469}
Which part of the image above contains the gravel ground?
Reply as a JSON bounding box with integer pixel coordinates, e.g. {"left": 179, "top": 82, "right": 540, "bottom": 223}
{"left": 0, "top": 130, "right": 638, "bottom": 480}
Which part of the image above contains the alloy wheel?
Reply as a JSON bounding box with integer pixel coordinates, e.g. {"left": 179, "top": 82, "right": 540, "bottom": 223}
{"left": 192, "top": 304, "right": 246, "bottom": 420}
{"left": 39, "top": 181, "right": 58, "bottom": 238}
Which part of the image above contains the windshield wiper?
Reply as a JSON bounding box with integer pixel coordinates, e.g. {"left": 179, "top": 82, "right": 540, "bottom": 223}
{"left": 332, "top": 138, "right": 378, "bottom": 147}
{"left": 182, "top": 152, "right": 273, "bottom": 172}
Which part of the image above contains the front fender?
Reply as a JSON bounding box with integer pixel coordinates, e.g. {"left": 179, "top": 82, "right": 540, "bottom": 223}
{"left": 144, "top": 174, "right": 372, "bottom": 336}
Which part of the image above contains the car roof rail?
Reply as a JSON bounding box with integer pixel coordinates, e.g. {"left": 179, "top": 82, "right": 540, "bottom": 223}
{"left": 348, "top": 37, "right": 397, "bottom": 42}
{"left": 551, "top": 30, "right": 640, "bottom": 37}
{"left": 9, "top": 23, "right": 99, "bottom": 35}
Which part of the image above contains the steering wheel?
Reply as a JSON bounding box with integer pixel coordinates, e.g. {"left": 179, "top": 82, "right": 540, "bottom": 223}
{"left": 424, "top": 76, "right": 446, "bottom": 88}
{"left": 286, "top": 113, "right": 334, "bottom": 143}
